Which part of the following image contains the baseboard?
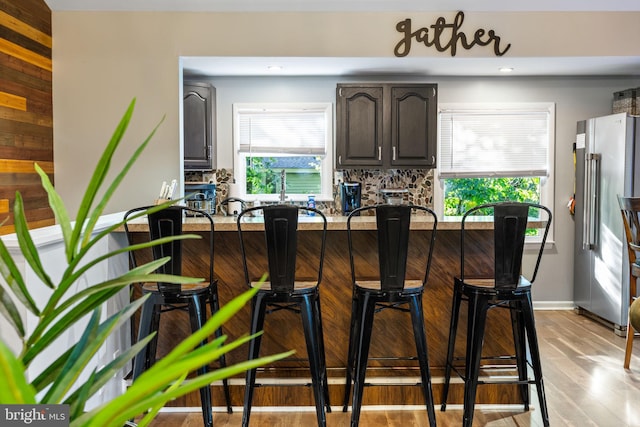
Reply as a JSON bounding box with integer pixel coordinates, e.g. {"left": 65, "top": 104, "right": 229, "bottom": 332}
{"left": 157, "top": 403, "right": 529, "bottom": 413}
{"left": 532, "top": 301, "right": 575, "bottom": 310}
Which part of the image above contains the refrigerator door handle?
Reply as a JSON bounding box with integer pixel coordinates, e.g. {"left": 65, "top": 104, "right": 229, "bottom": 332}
{"left": 583, "top": 153, "right": 600, "bottom": 249}
{"left": 582, "top": 154, "right": 591, "bottom": 249}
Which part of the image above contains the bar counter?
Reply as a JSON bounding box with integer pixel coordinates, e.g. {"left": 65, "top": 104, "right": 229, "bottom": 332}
{"left": 123, "top": 213, "right": 495, "bottom": 232}
{"left": 121, "top": 214, "right": 521, "bottom": 411}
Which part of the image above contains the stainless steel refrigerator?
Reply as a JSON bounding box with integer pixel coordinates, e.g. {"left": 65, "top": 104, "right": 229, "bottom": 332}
{"left": 574, "top": 112, "right": 640, "bottom": 334}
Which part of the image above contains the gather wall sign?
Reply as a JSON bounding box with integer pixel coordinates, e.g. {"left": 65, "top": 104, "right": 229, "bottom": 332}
{"left": 394, "top": 11, "right": 511, "bottom": 57}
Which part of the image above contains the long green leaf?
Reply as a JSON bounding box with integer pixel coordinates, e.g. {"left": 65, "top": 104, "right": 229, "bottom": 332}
{"left": 135, "top": 372, "right": 187, "bottom": 427}
{"left": 50, "top": 270, "right": 202, "bottom": 323}
{"left": 0, "top": 340, "right": 36, "bottom": 404}
{"left": 70, "top": 98, "right": 136, "bottom": 253}
{"left": 82, "top": 115, "right": 165, "bottom": 248}
{"left": 88, "top": 352, "right": 293, "bottom": 427}
{"left": 49, "top": 234, "right": 197, "bottom": 314}
{"left": 42, "top": 309, "right": 101, "bottom": 403}
{"left": 12, "top": 192, "right": 54, "bottom": 289}
{"left": 34, "top": 163, "right": 73, "bottom": 263}
{"left": 26, "top": 259, "right": 194, "bottom": 354}
{"left": 0, "top": 235, "right": 39, "bottom": 317}
{"left": 69, "top": 369, "right": 96, "bottom": 421}
{"left": 24, "top": 282, "right": 150, "bottom": 366}
{"left": 49, "top": 207, "right": 193, "bottom": 315}
{"left": 83, "top": 287, "right": 262, "bottom": 424}
{"left": 149, "top": 286, "right": 260, "bottom": 372}
{"left": 69, "top": 200, "right": 181, "bottom": 269}
{"left": 23, "top": 287, "right": 123, "bottom": 365}
{"left": 64, "top": 334, "right": 155, "bottom": 410}
{"left": 70, "top": 99, "right": 136, "bottom": 258}
{"left": 31, "top": 296, "right": 149, "bottom": 392}
{"left": 0, "top": 286, "right": 25, "bottom": 339}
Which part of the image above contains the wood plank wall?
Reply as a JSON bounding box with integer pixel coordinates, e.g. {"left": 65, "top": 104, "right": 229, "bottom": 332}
{"left": 0, "top": 0, "right": 53, "bottom": 235}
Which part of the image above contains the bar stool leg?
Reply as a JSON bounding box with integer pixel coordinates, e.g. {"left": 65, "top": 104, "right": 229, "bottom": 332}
{"left": 209, "top": 285, "right": 233, "bottom": 414}
{"left": 314, "top": 294, "right": 332, "bottom": 413}
{"left": 521, "top": 293, "right": 550, "bottom": 427}
{"left": 343, "top": 289, "right": 361, "bottom": 412}
{"left": 242, "top": 294, "right": 268, "bottom": 427}
{"left": 510, "top": 300, "right": 530, "bottom": 409}
{"left": 625, "top": 317, "right": 635, "bottom": 369}
{"left": 189, "top": 295, "right": 213, "bottom": 427}
{"left": 350, "top": 293, "right": 376, "bottom": 427}
{"left": 133, "top": 296, "right": 157, "bottom": 380}
{"left": 408, "top": 294, "right": 437, "bottom": 427}
{"left": 300, "top": 293, "right": 327, "bottom": 427}
{"left": 441, "top": 279, "right": 463, "bottom": 411}
{"left": 463, "top": 294, "right": 489, "bottom": 427}
{"left": 148, "top": 305, "right": 162, "bottom": 368}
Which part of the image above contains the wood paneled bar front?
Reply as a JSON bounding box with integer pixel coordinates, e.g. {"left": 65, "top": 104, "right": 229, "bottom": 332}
{"left": 122, "top": 215, "right": 524, "bottom": 411}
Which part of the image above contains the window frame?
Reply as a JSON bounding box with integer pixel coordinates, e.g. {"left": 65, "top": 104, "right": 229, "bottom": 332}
{"left": 434, "top": 102, "right": 555, "bottom": 242}
{"left": 233, "top": 102, "right": 334, "bottom": 202}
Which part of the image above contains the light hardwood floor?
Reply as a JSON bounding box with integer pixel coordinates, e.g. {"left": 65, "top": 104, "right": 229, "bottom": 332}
{"left": 149, "top": 310, "right": 640, "bottom": 426}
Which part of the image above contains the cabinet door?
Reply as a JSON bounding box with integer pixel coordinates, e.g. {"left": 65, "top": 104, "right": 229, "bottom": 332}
{"left": 183, "top": 82, "right": 215, "bottom": 170}
{"left": 389, "top": 85, "right": 437, "bottom": 168}
{"left": 336, "top": 85, "right": 384, "bottom": 168}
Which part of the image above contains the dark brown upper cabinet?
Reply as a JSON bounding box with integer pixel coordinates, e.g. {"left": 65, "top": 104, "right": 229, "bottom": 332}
{"left": 336, "top": 83, "right": 437, "bottom": 169}
{"left": 183, "top": 82, "right": 215, "bottom": 170}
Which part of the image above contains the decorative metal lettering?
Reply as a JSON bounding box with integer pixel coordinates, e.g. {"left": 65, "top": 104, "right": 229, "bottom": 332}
{"left": 394, "top": 11, "right": 511, "bottom": 57}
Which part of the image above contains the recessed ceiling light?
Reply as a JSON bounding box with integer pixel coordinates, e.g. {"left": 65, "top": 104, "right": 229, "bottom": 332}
{"left": 267, "top": 65, "right": 283, "bottom": 71}
{"left": 499, "top": 67, "right": 514, "bottom": 73}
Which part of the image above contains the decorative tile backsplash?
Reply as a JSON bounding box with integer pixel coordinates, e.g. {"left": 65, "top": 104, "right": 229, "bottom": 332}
{"left": 342, "top": 169, "right": 434, "bottom": 208}
{"left": 185, "top": 168, "right": 434, "bottom": 215}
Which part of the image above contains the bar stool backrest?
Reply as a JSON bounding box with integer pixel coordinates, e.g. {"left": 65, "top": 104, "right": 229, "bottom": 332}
{"left": 619, "top": 196, "right": 640, "bottom": 264}
{"left": 460, "top": 202, "right": 552, "bottom": 289}
{"left": 348, "top": 204, "right": 437, "bottom": 291}
{"left": 237, "top": 204, "right": 327, "bottom": 293}
{"left": 376, "top": 205, "right": 411, "bottom": 289}
{"left": 264, "top": 205, "right": 299, "bottom": 292}
{"left": 124, "top": 205, "right": 215, "bottom": 296}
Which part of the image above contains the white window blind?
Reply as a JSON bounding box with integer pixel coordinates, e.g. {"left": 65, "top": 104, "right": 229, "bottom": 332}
{"left": 238, "top": 108, "right": 327, "bottom": 155}
{"left": 439, "top": 107, "right": 551, "bottom": 179}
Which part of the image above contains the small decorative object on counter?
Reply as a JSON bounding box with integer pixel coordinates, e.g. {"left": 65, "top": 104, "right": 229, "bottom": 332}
{"left": 307, "top": 195, "right": 316, "bottom": 216}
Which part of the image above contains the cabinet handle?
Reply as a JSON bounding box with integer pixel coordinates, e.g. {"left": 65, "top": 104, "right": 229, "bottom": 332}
{"left": 392, "top": 146, "right": 396, "bottom": 161}
{"left": 432, "top": 155, "right": 435, "bottom": 165}
{"left": 378, "top": 147, "right": 382, "bottom": 161}
{"left": 339, "top": 155, "right": 342, "bottom": 165}
{"left": 208, "top": 145, "right": 212, "bottom": 160}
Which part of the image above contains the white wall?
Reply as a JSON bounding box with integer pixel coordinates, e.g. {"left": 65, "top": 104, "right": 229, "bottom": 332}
{"left": 51, "top": 11, "right": 640, "bottom": 304}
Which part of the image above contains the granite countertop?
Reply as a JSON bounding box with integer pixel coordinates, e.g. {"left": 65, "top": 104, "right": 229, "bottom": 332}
{"left": 121, "top": 214, "right": 493, "bottom": 232}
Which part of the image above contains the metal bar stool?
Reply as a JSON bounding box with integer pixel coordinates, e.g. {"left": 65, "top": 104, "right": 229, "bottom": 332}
{"left": 440, "top": 202, "right": 552, "bottom": 427}
{"left": 618, "top": 196, "right": 640, "bottom": 369}
{"left": 237, "top": 204, "right": 330, "bottom": 427}
{"left": 342, "top": 204, "right": 438, "bottom": 427}
{"left": 123, "top": 205, "right": 232, "bottom": 427}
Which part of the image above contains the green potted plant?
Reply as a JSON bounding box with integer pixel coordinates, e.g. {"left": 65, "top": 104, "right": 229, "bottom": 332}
{"left": 0, "top": 99, "right": 291, "bottom": 426}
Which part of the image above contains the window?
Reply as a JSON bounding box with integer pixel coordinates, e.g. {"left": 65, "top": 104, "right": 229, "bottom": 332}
{"left": 233, "top": 103, "right": 333, "bottom": 202}
{"left": 435, "top": 103, "right": 555, "bottom": 239}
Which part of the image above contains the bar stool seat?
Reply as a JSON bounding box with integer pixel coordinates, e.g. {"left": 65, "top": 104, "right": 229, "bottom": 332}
{"left": 237, "top": 204, "right": 330, "bottom": 427}
{"left": 440, "top": 202, "right": 552, "bottom": 427}
{"left": 123, "top": 205, "right": 232, "bottom": 427}
{"left": 342, "top": 204, "right": 438, "bottom": 427}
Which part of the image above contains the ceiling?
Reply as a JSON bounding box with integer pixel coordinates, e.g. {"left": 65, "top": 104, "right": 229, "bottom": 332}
{"left": 44, "top": 0, "right": 640, "bottom": 77}
{"left": 42, "top": 0, "right": 640, "bottom": 12}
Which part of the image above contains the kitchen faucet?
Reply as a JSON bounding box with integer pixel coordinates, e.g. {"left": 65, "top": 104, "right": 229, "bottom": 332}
{"left": 280, "top": 169, "right": 286, "bottom": 203}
